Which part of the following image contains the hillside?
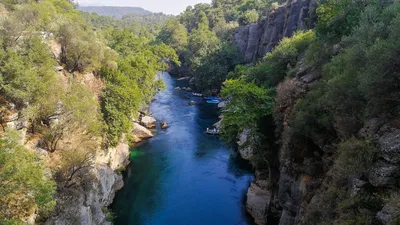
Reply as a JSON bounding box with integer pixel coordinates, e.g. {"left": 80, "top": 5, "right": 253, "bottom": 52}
{"left": 78, "top": 6, "right": 152, "bottom": 18}
{"left": 0, "top": 1, "right": 178, "bottom": 224}
{"left": 158, "top": 0, "right": 400, "bottom": 224}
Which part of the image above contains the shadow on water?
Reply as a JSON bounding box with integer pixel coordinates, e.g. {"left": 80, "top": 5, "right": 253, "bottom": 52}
{"left": 111, "top": 72, "right": 255, "bottom": 225}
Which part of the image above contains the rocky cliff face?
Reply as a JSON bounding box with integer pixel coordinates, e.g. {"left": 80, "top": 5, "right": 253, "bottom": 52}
{"left": 45, "top": 164, "right": 124, "bottom": 225}
{"left": 233, "top": 0, "right": 317, "bottom": 63}
{"left": 237, "top": 56, "right": 400, "bottom": 225}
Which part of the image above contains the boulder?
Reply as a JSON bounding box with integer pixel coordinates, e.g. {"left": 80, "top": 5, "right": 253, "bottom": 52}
{"left": 217, "top": 101, "right": 227, "bottom": 108}
{"left": 377, "top": 198, "right": 400, "bottom": 225}
{"left": 160, "top": 120, "right": 168, "bottom": 129}
{"left": 213, "top": 119, "right": 222, "bottom": 130}
{"left": 185, "top": 87, "right": 192, "bottom": 92}
{"left": 378, "top": 128, "right": 400, "bottom": 164}
{"left": 45, "top": 165, "right": 122, "bottom": 225}
{"left": 368, "top": 160, "right": 400, "bottom": 187}
{"left": 140, "top": 116, "right": 156, "bottom": 129}
{"left": 189, "top": 77, "right": 195, "bottom": 85}
{"left": 108, "top": 142, "right": 130, "bottom": 170}
{"left": 132, "top": 122, "right": 153, "bottom": 143}
{"left": 189, "top": 100, "right": 197, "bottom": 105}
{"left": 54, "top": 66, "right": 63, "bottom": 72}
{"left": 174, "top": 87, "right": 181, "bottom": 90}
{"left": 7, "top": 119, "right": 28, "bottom": 130}
{"left": 246, "top": 180, "right": 271, "bottom": 225}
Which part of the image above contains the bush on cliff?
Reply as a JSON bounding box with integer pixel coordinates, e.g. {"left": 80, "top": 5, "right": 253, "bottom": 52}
{"left": 0, "top": 130, "right": 56, "bottom": 224}
{"left": 221, "top": 79, "right": 275, "bottom": 143}
{"left": 101, "top": 29, "right": 178, "bottom": 145}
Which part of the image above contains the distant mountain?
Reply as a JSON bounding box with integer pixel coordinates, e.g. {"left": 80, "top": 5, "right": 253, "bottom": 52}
{"left": 78, "top": 6, "right": 152, "bottom": 18}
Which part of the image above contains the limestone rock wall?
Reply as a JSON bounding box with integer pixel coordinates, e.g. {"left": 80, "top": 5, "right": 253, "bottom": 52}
{"left": 45, "top": 165, "right": 124, "bottom": 225}
{"left": 233, "top": 0, "right": 317, "bottom": 63}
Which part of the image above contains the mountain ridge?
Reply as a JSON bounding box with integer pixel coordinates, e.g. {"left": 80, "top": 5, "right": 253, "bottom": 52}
{"left": 78, "top": 6, "right": 155, "bottom": 18}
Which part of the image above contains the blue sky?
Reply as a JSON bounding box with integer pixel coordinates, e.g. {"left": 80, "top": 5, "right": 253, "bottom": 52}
{"left": 76, "top": 0, "right": 211, "bottom": 15}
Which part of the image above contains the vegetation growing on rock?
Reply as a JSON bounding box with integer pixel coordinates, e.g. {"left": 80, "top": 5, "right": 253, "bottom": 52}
{"left": 0, "top": 0, "right": 177, "bottom": 223}
{"left": 159, "top": 0, "right": 400, "bottom": 224}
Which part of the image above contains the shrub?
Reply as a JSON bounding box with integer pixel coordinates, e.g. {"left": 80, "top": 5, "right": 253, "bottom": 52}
{"left": 221, "top": 79, "right": 275, "bottom": 143}
{"left": 335, "top": 138, "right": 377, "bottom": 176}
{"left": 246, "top": 30, "right": 315, "bottom": 87}
{"left": 0, "top": 129, "right": 56, "bottom": 224}
{"left": 239, "top": 10, "right": 259, "bottom": 25}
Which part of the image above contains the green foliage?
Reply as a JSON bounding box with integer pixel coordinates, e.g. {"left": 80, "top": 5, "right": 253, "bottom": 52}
{"left": 102, "top": 207, "right": 115, "bottom": 223}
{"left": 292, "top": 4, "right": 400, "bottom": 223}
{"left": 232, "top": 30, "right": 315, "bottom": 88}
{"left": 239, "top": 9, "right": 259, "bottom": 25}
{"left": 336, "top": 138, "right": 377, "bottom": 176}
{"left": 81, "top": 10, "right": 172, "bottom": 40}
{"left": 101, "top": 68, "right": 141, "bottom": 145}
{"left": 56, "top": 19, "right": 113, "bottom": 72}
{"left": 157, "top": 18, "right": 188, "bottom": 52}
{"left": 304, "top": 138, "right": 381, "bottom": 225}
{"left": 315, "top": 0, "right": 389, "bottom": 42}
{"left": 156, "top": 0, "right": 280, "bottom": 90}
{"left": 0, "top": 129, "right": 56, "bottom": 223}
{"left": 102, "top": 29, "right": 178, "bottom": 145}
{"left": 192, "top": 42, "right": 242, "bottom": 89}
{"left": 0, "top": 37, "right": 63, "bottom": 130}
{"left": 221, "top": 79, "right": 275, "bottom": 143}
{"left": 291, "top": 3, "right": 400, "bottom": 143}
{"left": 78, "top": 6, "right": 151, "bottom": 18}
{"left": 358, "top": 11, "right": 400, "bottom": 116}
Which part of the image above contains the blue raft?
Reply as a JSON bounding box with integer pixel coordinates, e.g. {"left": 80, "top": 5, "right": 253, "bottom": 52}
{"left": 206, "top": 99, "right": 221, "bottom": 104}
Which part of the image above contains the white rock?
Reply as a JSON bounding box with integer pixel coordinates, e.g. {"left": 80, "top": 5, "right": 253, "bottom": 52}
{"left": 132, "top": 122, "right": 153, "bottom": 143}
{"left": 237, "top": 128, "right": 254, "bottom": 160}
{"left": 160, "top": 121, "right": 168, "bottom": 129}
{"left": 246, "top": 181, "right": 271, "bottom": 225}
{"left": 213, "top": 119, "right": 222, "bottom": 130}
{"left": 107, "top": 142, "right": 130, "bottom": 170}
{"left": 218, "top": 101, "right": 227, "bottom": 108}
{"left": 140, "top": 116, "right": 156, "bottom": 129}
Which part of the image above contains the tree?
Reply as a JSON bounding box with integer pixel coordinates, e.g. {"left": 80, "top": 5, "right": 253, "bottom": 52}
{"left": 157, "top": 18, "right": 188, "bottom": 52}
{"left": 54, "top": 129, "right": 97, "bottom": 188}
{"left": 221, "top": 79, "right": 275, "bottom": 143}
{"left": 56, "top": 20, "right": 107, "bottom": 72}
{"left": 239, "top": 9, "right": 259, "bottom": 25}
{"left": 0, "top": 129, "right": 56, "bottom": 224}
{"left": 101, "top": 29, "right": 178, "bottom": 145}
{"left": 192, "top": 42, "right": 241, "bottom": 89}
{"left": 187, "top": 12, "right": 220, "bottom": 85}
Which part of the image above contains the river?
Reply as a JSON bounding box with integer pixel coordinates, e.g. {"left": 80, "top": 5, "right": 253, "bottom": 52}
{"left": 112, "top": 72, "right": 255, "bottom": 225}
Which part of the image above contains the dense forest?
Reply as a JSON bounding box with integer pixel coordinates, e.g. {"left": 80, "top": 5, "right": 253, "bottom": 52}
{"left": 157, "top": 0, "right": 281, "bottom": 91}
{"left": 80, "top": 7, "right": 172, "bottom": 39}
{"left": 78, "top": 6, "right": 152, "bottom": 18}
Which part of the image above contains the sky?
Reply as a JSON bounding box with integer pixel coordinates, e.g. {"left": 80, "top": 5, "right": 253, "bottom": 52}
{"left": 76, "top": 0, "right": 211, "bottom": 15}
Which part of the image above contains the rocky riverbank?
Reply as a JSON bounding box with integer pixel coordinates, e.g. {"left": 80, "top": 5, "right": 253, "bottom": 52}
{"left": 45, "top": 114, "right": 157, "bottom": 224}
{"left": 5, "top": 107, "right": 158, "bottom": 225}
{"left": 231, "top": 58, "right": 400, "bottom": 225}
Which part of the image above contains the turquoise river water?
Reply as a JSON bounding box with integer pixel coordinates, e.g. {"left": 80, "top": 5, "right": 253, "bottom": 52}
{"left": 112, "top": 72, "right": 255, "bottom": 225}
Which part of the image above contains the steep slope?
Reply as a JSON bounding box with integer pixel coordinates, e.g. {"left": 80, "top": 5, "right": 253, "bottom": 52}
{"left": 226, "top": 0, "right": 400, "bottom": 224}
{"left": 0, "top": 1, "right": 176, "bottom": 224}
{"left": 233, "top": 0, "right": 317, "bottom": 63}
